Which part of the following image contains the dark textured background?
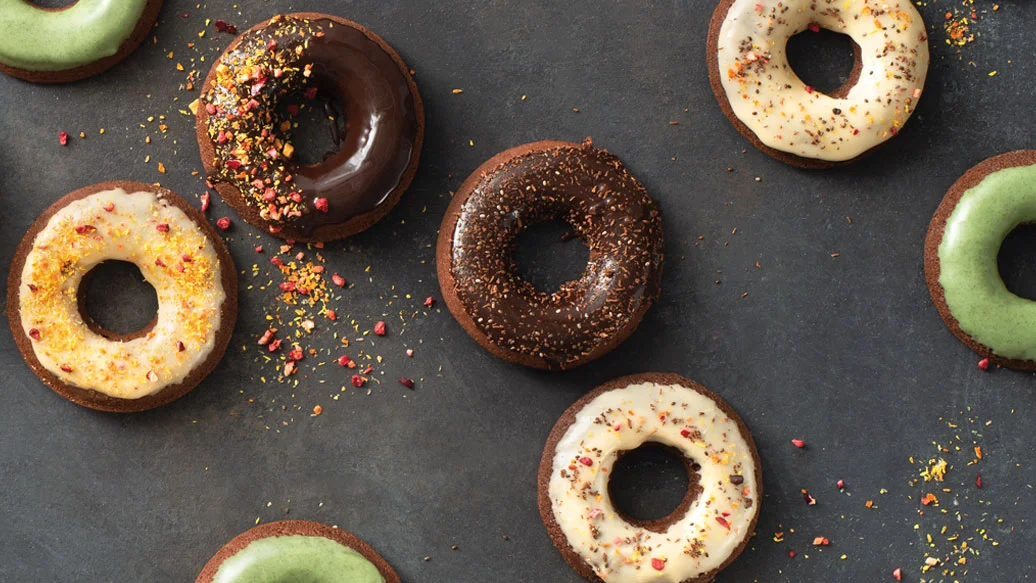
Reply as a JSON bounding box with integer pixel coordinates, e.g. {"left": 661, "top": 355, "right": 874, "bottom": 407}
{"left": 1, "top": 1, "right": 1033, "bottom": 581}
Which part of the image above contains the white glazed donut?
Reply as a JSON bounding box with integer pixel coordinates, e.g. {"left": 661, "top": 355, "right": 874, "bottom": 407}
{"left": 709, "top": 0, "right": 929, "bottom": 165}
{"left": 8, "top": 182, "right": 237, "bottom": 412}
{"left": 539, "top": 373, "right": 761, "bottom": 583}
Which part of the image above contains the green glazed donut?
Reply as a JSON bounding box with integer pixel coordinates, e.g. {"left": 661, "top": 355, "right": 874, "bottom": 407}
{"left": 0, "top": 0, "right": 161, "bottom": 83}
{"left": 925, "top": 150, "right": 1036, "bottom": 370}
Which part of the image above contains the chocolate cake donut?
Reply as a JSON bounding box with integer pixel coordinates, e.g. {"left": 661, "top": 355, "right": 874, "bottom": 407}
{"left": 7, "top": 181, "right": 237, "bottom": 412}
{"left": 196, "top": 13, "right": 424, "bottom": 242}
{"left": 925, "top": 151, "right": 1036, "bottom": 371}
{"left": 0, "top": 0, "right": 162, "bottom": 83}
{"left": 196, "top": 520, "right": 399, "bottom": 583}
{"left": 538, "top": 373, "right": 762, "bottom": 583}
{"left": 707, "top": 0, "right": 929, "bottom": 168}
{"left": 436, "top": 139, "right": 664, "bottom": 371}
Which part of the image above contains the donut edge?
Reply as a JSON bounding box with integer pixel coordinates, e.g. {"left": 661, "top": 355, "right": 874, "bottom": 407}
{"left": 0, "top": 0, "right": 164, "bottom": 84}
{"left": 6, "top": 180, "right": 239, "bottom": 413}
{"left": 435, "top": 140, "right": 663, "bottom": 372}
{"left": 706, "top": 0, "right": 876, "bottom": 170}
{"left": 536, "top": 372, "right": 764, "bottom": 583}
{"left": 924, "top": 150, "right": 1036, "bottom": 371}
{"left": 195, "top": 520, "right": 400, "bottom": 583}
{"left": 195, "top": 13, "right": 425, "bottom": 243}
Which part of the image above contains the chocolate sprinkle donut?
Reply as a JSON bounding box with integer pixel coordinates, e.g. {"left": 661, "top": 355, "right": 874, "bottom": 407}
{"left": 196, "top": 13, "right": 423, "bottom": 241}
{"left": 437, "top": 140, "right": 664, "bottom": 371}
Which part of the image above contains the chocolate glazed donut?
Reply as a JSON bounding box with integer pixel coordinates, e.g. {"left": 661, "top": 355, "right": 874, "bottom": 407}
{"left": 196, "top": 13, "right": 424, "bottom": 242}
{"left": 437, "top": 140, "right": 665, "bottom": 371}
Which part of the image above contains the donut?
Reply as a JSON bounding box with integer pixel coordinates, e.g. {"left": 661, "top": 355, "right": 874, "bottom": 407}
{"left": 538, "top": 373, "right": 762, "bottom": 583}
{"left": 925, "top": 151, "right": 1036, "bottom": 371}
{"left": 707, "top": 0, "right": 929, "bottom": 168}
{"left": 6, "top": 182, "right": 237, "bottom": 412}
{"left": 196, "top": 520, "right": 399, "bottom": 583}
{"left": 436, "top": 139, "right": 664, "bottom": 371}
{"left": 196, "top": 13, "right": 424, "bottom": 242}
{"left": 0, "top": 0, "right": 162, "bottom": 83}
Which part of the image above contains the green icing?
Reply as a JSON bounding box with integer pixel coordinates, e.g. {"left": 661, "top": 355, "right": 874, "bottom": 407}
{"left": 938, "top": 163, "right": 1036, "bottom": 360}
{"left": 0, "top": 0, "right": 148, "bottom": 71}
{"left": 213, "top": 535, "right": 385, "bottom": 583}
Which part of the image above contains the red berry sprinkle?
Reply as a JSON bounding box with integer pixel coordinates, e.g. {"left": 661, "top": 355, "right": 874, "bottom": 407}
{"left": 579, "top": 457, "right": 593, "bottom": 466}
{"left": 74, "top": 225, "right": 96, "bottom": 235}
{"left": 791, "top": 439, "right": 806, "bottom": 448}
{"left": 976, "top": 473, "right": 983, "bottom": 489}
{"left": 177, "top": 341, "right": 186, "bottom": 352}
{"left": 650, "top": 558, "right": 665, "bottom": 571}
{"left": 978, "top": 358, "right": 990, "bottom": 371}
{"left": 288, "top": 348, "right": 303, "bottom": 361}
{"left": 715, "top": 517, "right": 731, "bottom": 530}
{"left": 398, "top": 377, "right": 415, "bottom": 390}
{"left": 214, "top": 20, "right": 237, "bottom": 34}
{"left": 837, "top": 479, "right": 845, "bottom": 489}
{"left": 60, "top": 364, "right": 73, "bottom": 373}
{"left": 808, "top": 22, "right": 820, "bottom": 33}
{"left": 337, "top": 355, "right": 354, "bottom": 368}
{"left": 351, "top": 374, "right": 365, "bottom": 387}
{"left": 326, "top": 310, "right": 337, "bottom": 321}
{"left": 314, "top": 197, "right": 329, "bottom": 212}
{"left": 200, "top": 192, "right": 210, "bottom": 212}
{"left": 156, "top": 223, "right": 170, "bottom": 232}
{"left": 423, "top": 296, "right": 435, "bottom": 308}
{"left": 28, "top": 328, "right": 40, "bottom": 341}
{"left": 680, "top": 428, "right": 692, "bottom": 438}
{"left": 892, "top": 567, "right": 902, "bottom": 581}
{"left": 373, "top": 321, "right": 386, "bottom": 336}
{"left": 789, "top": 550, "right": 797, "bottom": 559}
{"left": 59, "top": 132, "right": 69, "bottom": 146}
{"left": 216, "top": 217, "right": 231, "bottom": 230}
{"left": 805, "top": 85, "right": 814, "bottom": 94}
{"left": 332, "top": 274, "right": 346, "bottom": 287}
{"left": 304, "top": 87, "right": 318, "bottom": 100}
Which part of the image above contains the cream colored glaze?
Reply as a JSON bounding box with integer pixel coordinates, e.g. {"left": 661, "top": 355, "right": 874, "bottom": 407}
{"left": 18, "top": 188, "right": 225, "bottom": 399}
{"left": 717, "top": 0, "right": 928, "bottom": 161}
{"left": 548, "top": 381, "right": 759, "bottom": 582}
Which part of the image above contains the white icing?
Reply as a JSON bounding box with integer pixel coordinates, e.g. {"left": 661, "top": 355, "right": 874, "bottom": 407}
{"left": 717, "top": 0, "right": 928, "bottom": 161}
{"left": 18, "top": 188, "right": 226, "bottom": 400}
{"left": 548, "top": 381, "right": 759, "bottom": 583}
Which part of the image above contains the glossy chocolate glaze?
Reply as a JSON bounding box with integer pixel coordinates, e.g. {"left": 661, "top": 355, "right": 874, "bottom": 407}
{"left": 202, "top": 15, "right": 419, "bottom": 235}
{"left": 449, "top": 142, "right": 664, "bottom": 369}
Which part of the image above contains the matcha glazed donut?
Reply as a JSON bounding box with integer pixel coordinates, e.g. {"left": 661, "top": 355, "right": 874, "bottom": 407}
{"left": 197, "top": 521, "right": 399, "bottom": 583}
{"left": 0, "top": 0, "right": 163, "bottom": 83}
{"left": 925, "top": 151, "right": 1036, "bottom": 371}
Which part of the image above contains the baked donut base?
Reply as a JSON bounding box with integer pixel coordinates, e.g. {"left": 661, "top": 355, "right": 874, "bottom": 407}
{"left": 706, "top": 0, "right": 871, "bottom": 169}
{"left": 0, "top": 0, "right": 163, "bottom": 84}
{"left": 537, "top": 372, "right": 764, "bottom": 583}
{"left": 194, "top": 13, "right": 425, "bottom": 243}
{"left": 924, "top": 150, "right": 1036, "bottom": 371}
{"left": 6, "top": 181, "right": 238, "bottom": 412}
{"left": 435, "top": 140, "right": 660, "bottom": 371}
{"left": 195, "top": 520, "right": 400, "bottom": 583}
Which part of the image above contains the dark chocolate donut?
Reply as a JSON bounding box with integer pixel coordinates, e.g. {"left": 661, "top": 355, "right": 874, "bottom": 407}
{"left": 0, "top": 0, "right": 162, "bottom": 84}
{"left": 196, "top": 520, "right": 399, "bottom": 583}
{"left": 925, "top": 151, "right": 1036, "bottom": 371}
{"left": 538, "top": 373, "right": 762, "bottom": 583}
{"left": 706, "top": 0, "right": 928, "bottom": 168}
{"left": 436, "top": 140, "right": 664, "bottom": 371}
{"left": 196, "top": 13, "right": 424, "bottom": 242}
{"left": 7, "top": 181, "right": 237, "bottom": 413}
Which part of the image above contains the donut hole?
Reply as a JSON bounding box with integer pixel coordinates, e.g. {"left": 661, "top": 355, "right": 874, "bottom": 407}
{"left": 513, "top": 219, "right": 590, "bottom": 292}
{"left": 78, "top": 261, "right": 159, "bottom": 339}
{"left": 786, "top": 27, "right": 858, "bottom": 95}
{"left": 27, "top": 0, "right": 77, "bottom": 8}
{"left": 608, "top": 443, "right": 702, "bottom": 530}
{"left": 998, "top": 224, "right": 1036, "bottom": 301}
{"left": 277, "top": 80, "right": 347, "bottom": 167}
